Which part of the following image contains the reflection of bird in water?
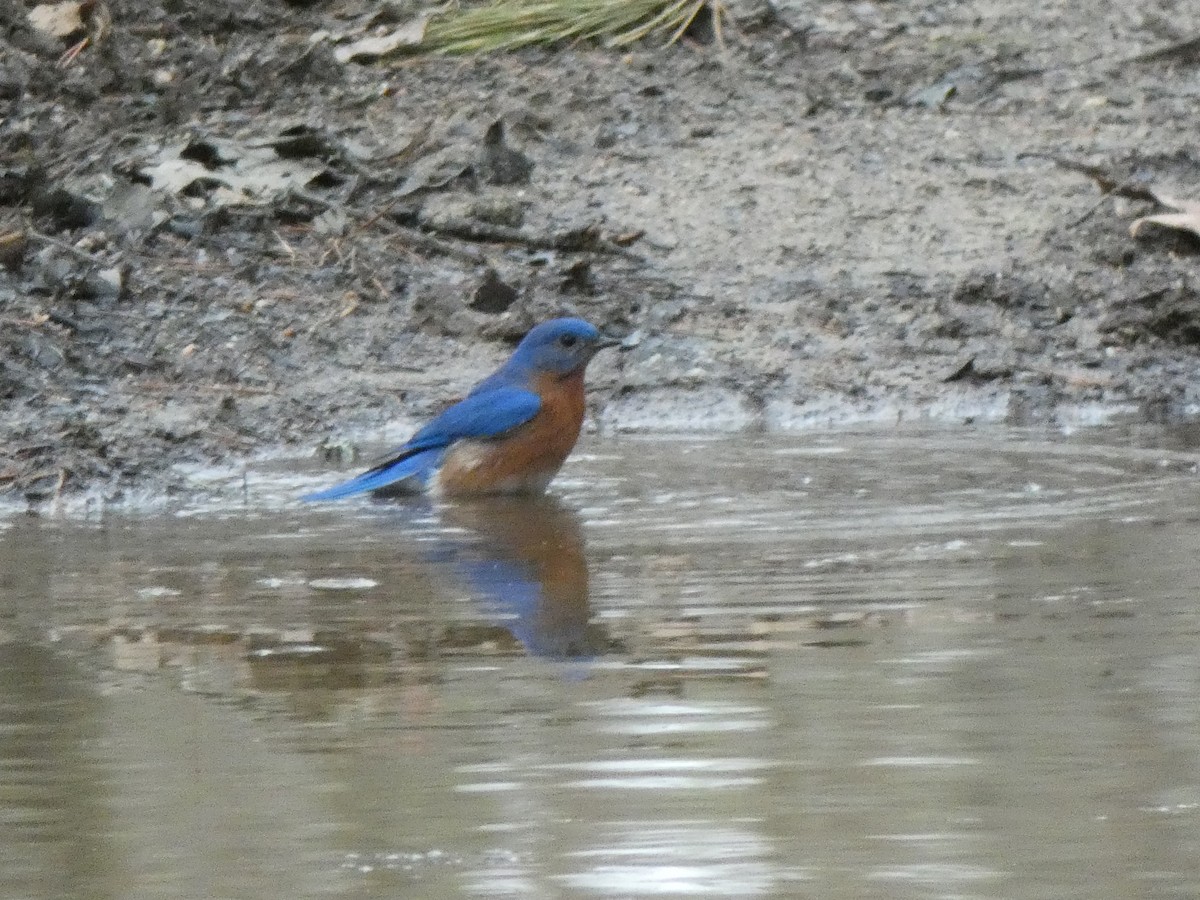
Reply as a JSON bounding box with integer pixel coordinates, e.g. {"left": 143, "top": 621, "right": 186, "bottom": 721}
{"left": 439, "top": 496, "right": 606, "bottom": 660}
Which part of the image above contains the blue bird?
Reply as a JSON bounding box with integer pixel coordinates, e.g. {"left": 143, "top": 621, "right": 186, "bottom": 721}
{"left": 303, "top": 318, "right": 616, "bottom": 501}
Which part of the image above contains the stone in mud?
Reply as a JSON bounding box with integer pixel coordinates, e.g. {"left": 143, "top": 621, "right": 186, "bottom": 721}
{"left": 1101, "top": 284, "right": 1200, "bottom": 348}
{"left": 32, "top": 186, "right": 103, "bottom": 231}
{"left": 478, "top": 120, "right": 533, "bottom": 186}
{"left": 468, "top": 268, "right": 519, "bottom": 314}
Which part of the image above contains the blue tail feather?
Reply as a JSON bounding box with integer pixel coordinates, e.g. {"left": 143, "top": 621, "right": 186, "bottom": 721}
{"left": 301, "top": 448, "right": 443, "bottom": 501}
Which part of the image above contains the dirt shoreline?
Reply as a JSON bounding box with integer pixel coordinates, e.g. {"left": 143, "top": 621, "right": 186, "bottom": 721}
{"left": 3, "top": 0, "right": 1200, "bottom": 504}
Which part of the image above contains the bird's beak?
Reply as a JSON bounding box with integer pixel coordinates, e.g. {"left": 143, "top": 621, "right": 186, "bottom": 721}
{"left": 596, "top": 333, "right": 626, "bottom": 351}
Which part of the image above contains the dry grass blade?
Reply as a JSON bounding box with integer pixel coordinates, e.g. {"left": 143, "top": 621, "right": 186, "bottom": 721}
{"left": 420, "top": 0, "right": 724, "bottom": 54}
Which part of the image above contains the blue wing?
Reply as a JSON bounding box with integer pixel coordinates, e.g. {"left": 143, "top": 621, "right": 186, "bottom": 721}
{"left": 302, "top": 387, "right": 541, "bottom": 501}
{"left": 404, "top": 386, "right": 541, "bottom": 451}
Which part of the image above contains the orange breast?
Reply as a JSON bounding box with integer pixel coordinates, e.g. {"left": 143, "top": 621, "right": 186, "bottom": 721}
{"left": 436, "top": 369, "right": 587, "bottom": 496}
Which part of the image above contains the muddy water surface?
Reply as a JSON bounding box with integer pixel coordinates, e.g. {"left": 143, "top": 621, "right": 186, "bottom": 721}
{"left": 3, "top": 429, "right": 1200, "bottom": 899}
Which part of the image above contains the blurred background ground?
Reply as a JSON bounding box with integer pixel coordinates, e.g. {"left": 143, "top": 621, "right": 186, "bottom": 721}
{"left": 2, "top": 0, "right": 1200, "bottom": 501}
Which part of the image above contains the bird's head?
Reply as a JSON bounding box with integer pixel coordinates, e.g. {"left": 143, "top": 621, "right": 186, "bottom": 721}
{"left": 510, "top": 318, "right": 618, "bottom": 377}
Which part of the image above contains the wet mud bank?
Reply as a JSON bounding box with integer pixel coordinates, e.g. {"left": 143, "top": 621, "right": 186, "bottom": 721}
{"left": 3, "top": 0, "right": 1200, "bottom": 503}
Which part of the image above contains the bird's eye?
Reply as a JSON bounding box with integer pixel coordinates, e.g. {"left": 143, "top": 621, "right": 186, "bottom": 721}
{"left": 559, "top": 334, "right": 578, "bottom": 348}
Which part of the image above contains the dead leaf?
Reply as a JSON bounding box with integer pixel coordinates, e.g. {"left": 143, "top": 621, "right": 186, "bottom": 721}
{"left": 334, "top": 17, "right": 429, "bottom": 63}
{"left": 136, "top": 139, "right": 323, "bottom": 207}
{"left": 1130, "top": 189, "right": 1200, "bottom": 240}
{"left": 27, "top": 1, "right": 84, "bottom": 39}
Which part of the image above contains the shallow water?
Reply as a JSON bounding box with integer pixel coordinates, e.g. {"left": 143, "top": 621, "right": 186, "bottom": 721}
{"left": 3, "top": 428, "right": 1200, "bottom": 899}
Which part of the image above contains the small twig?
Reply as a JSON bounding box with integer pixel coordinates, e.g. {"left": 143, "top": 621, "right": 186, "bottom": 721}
{"left": 420, "top": 215, "right": 645, "bottom": 258}
{"left": 353, "top": 193, "right": 409, "bottom": 236}
{"left": 370, "top": 275, "right": 390, "bottom": 303}
{"left": 274, "top": 230, "right": 298, "bottom": 259}
{"left": 51, "top": 468, "right": 67, "bottom": 503}
{"left": 5, "top": 465, "right": 71, "bottom": 498}
{"left": 286, "top": 187, "right": 336, "bottom": 211}
{"left": 1024, "top": 153, "right": 1158, "bottom": 201}
{"left": 57, "top": 36, "right": 90, "bottom": 68}
{"left": 1023, "top": 153, "right": 1162, "bottom": 227}
{"left": 388, "top": 223, "right": 488, "bottom": 264}
{"left": 1069, "top": 177, "right": 1150, "bottom": 227}
{"left": 10, "top": 467, "right": 59, "bottom": 488}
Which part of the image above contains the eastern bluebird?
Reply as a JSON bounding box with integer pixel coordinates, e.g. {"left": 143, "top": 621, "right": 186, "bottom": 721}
{"left": 303, "top": 318, "right": 616, "bottom": 500}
